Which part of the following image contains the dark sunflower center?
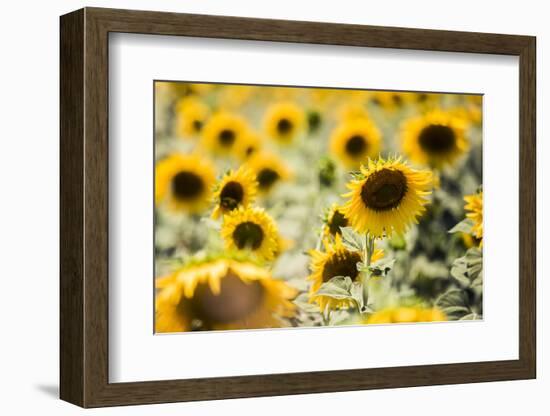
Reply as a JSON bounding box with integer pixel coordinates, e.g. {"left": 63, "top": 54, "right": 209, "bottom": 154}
{"left": 392, "top": 94, "right": 403, "bottom": 106}
{"left": 307, "top": 111, "right": 321, "bottom": 133}
{"left": 192, "top": 119, "right": 203, "bottom": 132}
{"left": 277, "top": 118, "right": 293, "bottom": 135}
{"left": 190, "top": 272, "right": 264, "bottom": 325}
{"left": 257, "top": 168, "right": 280, "bottom": 190}
{"left": 218, "top": 129, "right": 236, "bottom": 147}
{"left": 328, "top": 210, "right": 349, "bottom": 236}
{"left": 219, "top": 181, "right": 244, "bottom": 211}
{"left": 345, "top": 135, "right": 368, "bottom": 157}
{"left": 245, "top": 146, "right": 256, "bottom": 157}
{"left": 171, "top": 171, "right": 204, "bottom": 200}
{"left": 322, "top": 251, "right": 362, "bottom": 282}
{"left": 233, "top": 221, "right": 264, "bottom": 250}
{"left": 361, "top": 168, "right": 407, "bottom": 211}
{"left": 418, "top": 124, "right": 456, "bottom": 154}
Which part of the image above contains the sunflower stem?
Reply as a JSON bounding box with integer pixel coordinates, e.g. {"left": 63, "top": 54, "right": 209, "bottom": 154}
{"left": 361, "top": 234, "right": 376, "bottom": 312}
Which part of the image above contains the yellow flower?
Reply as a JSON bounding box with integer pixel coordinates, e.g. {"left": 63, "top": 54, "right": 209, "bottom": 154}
{"left": 322, "top": 204, "right": 349, "bottom": 237}
{"left": 307, "top": 235, "right": 383, "bottom": 311}
{"left": 175, "top": 96, "right": 210, "bottom": 138}
{"left": 221, "top": 207, "right": 280, "bottom": 261}
{"left": 155, "top": 257, "right": 296, "bottom": 332}
{"left": 211, "top": 166, "right": 258, "bottom": 219}
{"left": 263, "top": 101, "right": 306, "bottom": 144}
{"left": 366, "top": 306, "right": 447, "bottom": 324}
{"left": 218, "top": 85, "right": 254, "bottom": 109}
{"left": 155, "top": 154, "right": 216, "bottom": 213}
{"left": 245, "top": 151, "right": 291, "bottom": 195}
{"left": 237, "top": 130, "right": 263, "bottom": 160}
{"left": 401, "top": 110, "right": 469, "bottom": 169}
{"left": 464, "top": 191, "right": 483, "bottom": 242}
{"left": 329, "top": 118, "right": 382, "bottom": 168}
{"left": 370, "top": 91, "right": 409, "bottom": 111}
{"left": 341, "top": 157, "right": 433, "bottom": 238}
{"left": 200, "top": 111, "right": 249, "bottom": 156}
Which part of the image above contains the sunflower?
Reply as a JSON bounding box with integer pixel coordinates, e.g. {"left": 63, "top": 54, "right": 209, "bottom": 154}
{"left": 155, "top": 256, "right": 296, "bottom": 332}
{"left": 322, "top": 204, "right": 349, "bottom": 237}
{"left": 245, "top": 151, "right": 291, "bottom": 194}
{"left": 155, "top": 153, "right": 216, "bottom": 213}
{"left": 329, "top": 118, "right": 382, "bottom": 168}
{"left": 370, "top": 91, "right": 408, "bottom": 111}
{"left": 200, "top": 111, "right": 249, "bottom": 156}
{"left": 307, "top": 235, "right": 383, "bottom": 311}
{"left": 263, "top": 101, "right": 306, "bottom": 144}
{"left": 221, "top": 207, "right": 280, "bottom": 261}
{"left": 401, "top": 110, "right": 469, "bottom": 169}
{"left": 211, "top": 166, "right": 258, "bottom": 219}
{"left": 341, "top": 157, "right": 433, "bottom": 238}
{"left": 365, "top": 306, "right": 447, "bottom": 324}
{"left": 175, "top": 96, "right": 210, "bottom": 138}
{"left": 464, "top": 190, "right": 483, "bottom": 242}
{"left": 237, "top": 130, "right": 263, "bottom": 160}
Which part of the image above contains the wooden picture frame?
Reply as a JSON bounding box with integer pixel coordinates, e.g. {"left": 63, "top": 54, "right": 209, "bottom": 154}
{"left": 60, "top": 7, "right": 536, "bottom": 408}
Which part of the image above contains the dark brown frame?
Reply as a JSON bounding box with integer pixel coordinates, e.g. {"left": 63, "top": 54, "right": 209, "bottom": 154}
{"left": 60, "top": 7, "right": 536, "bottom": 408}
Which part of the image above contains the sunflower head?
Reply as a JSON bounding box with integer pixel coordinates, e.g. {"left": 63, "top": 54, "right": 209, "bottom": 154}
{"left": 211, "top": 166, "right": 258, "bottom": 219}
{"left": 155, "top": 153, "right": 216, "bottom": 213}
{"left": 366, "top": 306, "right": 447, "bottom": 324}
{"left": 200, "top": 111, "right": 249, "bottom": 156}
{"left": 155, "top": 256, "right": 296, "bottom": 332}
{"left": 464, "top": 190, "right": 483, "bottom": 242}
{"left": 263, "top": 101, "right": 306, "bottom": 144}
{"left": 245, "top": 151, "right": 292, "bottom": 195}
{"left": 237, "top": 130, "right": 263, "bottom": 160}
{"left": 221, "top": 207, "right": 280, "bottom": 261}
{"left": 370, "top": 91, "right": 409, "bottom": 111}
{"left": 329, "top": 118, "right": 382, "bottom": 168}
{"left": 323, "top": 204, "right": 349, "bottom": 237}
{"left": 341, "top": 156, "right": 433, "bottom": 238}
{"left": 401, "top": 110, "right": 469, "bottom": 169}
{"left": 175, "top": 96, "right": 210, "bottom": 138}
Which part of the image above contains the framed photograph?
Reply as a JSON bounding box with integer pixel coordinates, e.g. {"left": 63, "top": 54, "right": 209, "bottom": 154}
{"left": 60, "top": 7, "right": 536, "bottom": 408}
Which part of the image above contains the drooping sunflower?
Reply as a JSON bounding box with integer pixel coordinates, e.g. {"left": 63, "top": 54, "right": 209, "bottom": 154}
{"left": 263, "top": 101, "right": 306, "bottom": 144}
{"left": 322, "top": 204, "right": 349, "bottom": 238}
{"left": 365, "top": 306, "right": 447, "bottom": 324}
{"left": 464, "top": 190, "right": 483, "bottom": 243}
{"left": 245, "top": 151, "right": 291, "bottom": 195}
{"left": 175, "top": 96, "right": 210, "bottom": 138}
{"left": 200, "top": 111, "right": 249, "bottom": 156}
{"left": 401, "top": 110, "right": 469, "bottom": 169}
{"left": 211, "top": 166, "right": 258, "bottom": 219}
{"left": 221, "top": 207, "right": 280, "bottom": 261}
{"left": 155, "top": 153, "right": 216, "bottom": 213}
{"left": 307, "top": 235, "right": 383, "bottom": 311}
{"left": 329, "top": 118, "right": 382, "bottom": 168}
{"left": 341, "top": 157, "right": 433, "bottom": 238}
{"left": 155, "top": 256, "right": 296, "bottom": 332}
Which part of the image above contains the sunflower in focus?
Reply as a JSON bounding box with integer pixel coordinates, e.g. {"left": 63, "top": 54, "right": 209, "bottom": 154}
{"left": 308, "top": 235, "right": 383, "bottom": 311}
{"left": 330, "top": 118, "right": 382, "bottom": 168}
{"left": 175, "top": 97, "right": 210, "bottom": 138}
{"left": 401, "top": 110, "right": 469, "bottom": 169}
{"left": 245, "top": 151, "right": 291, "bottom": 195}
{"left": 464, "top": 190, "right": 483, "bottom": 244}
{"left": 341, "top": 157, "right": 433, "bottom": 238}
{"left": 200, "top": 112, "right": 249, "bottom": 156}
{"left": 263, "top": 101, "right": 306, "bottom": 144}
{"left": 155, "top": 154, "right": 216, "bottom": 213}
{"left": 221, "top": 207, "right": 280, "bottom": 261}
{"left": 155, "top": 256, "right": 296, "bottom": 332}
{"left": 365, "top": 306, "right": 446, "bottom": 324}
{"left": 211, "top": 166, "right": 258, "bottom": 219}
{"left": 322, "top": 204, "right": 349, "bottom": 238}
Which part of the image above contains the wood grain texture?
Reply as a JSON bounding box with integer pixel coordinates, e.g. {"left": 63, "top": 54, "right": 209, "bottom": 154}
{"left": 59, "top": 7, "right": 537, "bottom": 408}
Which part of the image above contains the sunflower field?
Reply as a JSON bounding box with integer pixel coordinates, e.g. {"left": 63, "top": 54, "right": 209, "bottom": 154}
{"left": 154, "top": 82, "right": 483, "bottom": 333}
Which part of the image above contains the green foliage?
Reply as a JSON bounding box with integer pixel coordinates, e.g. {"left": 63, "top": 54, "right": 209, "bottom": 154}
{"left": 450, "top": 247, "right": 483, "bottom": 288}
{"left": 449, "top": 218, "right": 475, "bottom": 234}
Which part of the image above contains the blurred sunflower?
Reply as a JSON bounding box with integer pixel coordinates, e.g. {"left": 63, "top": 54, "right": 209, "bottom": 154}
{"left": 155, "top": 154, "right": 216, "bottom": 213}
{"left": 245, "top": 151, "right": 291, "bottom": 195}
{"left": 329, "top": 118, "right": 382, "bottom": 168}
{"left": 337, "top": 102, "right": 370, "bottom": 121}
{"left": 401, "top": 110, "right": 469, "bottom": 169}
{"left": 464, "top": 190, "right": 483, "bottom": 243}
{"left": 211, "top": 166, "right": 258, "bottom": 219}
{"left": 308, "top": 235, "right": 384, "bottom": 311}
{"left": 341, "top": 157, "right": 433, "bottom": 238}
{"left": 237, "top": 130, "right": 263, "bottom": 160}
{"left": 200, "top": 112, "right": 249, "bottom": 156}
{"left": 322, "top": 204, "right": 349, "bottom": 237}
{"left": 221, "top": 207, "right": 280, "bottom": 261}
{"left": 263, "top": 101, "right": 306, "bottom": 144}
{"left": 366, "top": 306, "right": 446, "bottom": 324}
{"left": 175, "top": 96, "right": 210, "bottom": 138}
{"left": 155, "top": 256, "right": 296, "bottom": 332}
{"left": 370, "top": 91, "right": 408, "bottom": 111}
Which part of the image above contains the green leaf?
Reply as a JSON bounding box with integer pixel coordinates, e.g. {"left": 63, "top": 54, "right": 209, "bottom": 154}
{"left": 435, "top": 288, "right": 472, "bottom": 320}
{"left": 350, "top": 282, "right": 364, "bottom": 311}
{"left": 340, "top": 227, "right": 365, "bottom": 252}
{"left": 316, "top": 276, "right": 354, "bottom": 299}
{"left": 293, "top": 293, "right": 320, "bottom": 314}
{"left": 449, "top": 218, "right": 474, "bottom": 234}
{"left": 450, "top": 248, "right": 483, "bottom": 288}
{"left": 368, "top": 257, "right": 396, "bottom": 277}
{"left": 459, "top": 313, "right": 481, "bottom": 321}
